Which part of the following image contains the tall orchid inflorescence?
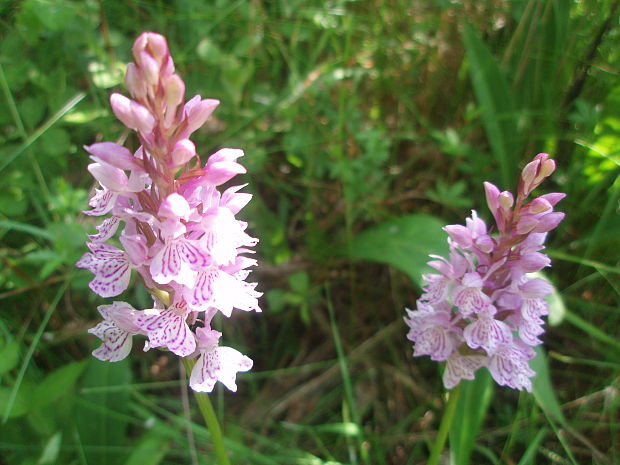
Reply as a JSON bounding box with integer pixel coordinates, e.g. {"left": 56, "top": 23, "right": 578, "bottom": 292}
{"left": 405, "top": 154, "right": 564, "bottom": 391}
{"left": 77, "top": 32, "right": 261, "bottom": 392}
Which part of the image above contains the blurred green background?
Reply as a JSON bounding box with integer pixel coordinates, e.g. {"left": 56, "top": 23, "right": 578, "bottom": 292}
{"left": 0, "top": 0, "right": 618, "bottom": 464}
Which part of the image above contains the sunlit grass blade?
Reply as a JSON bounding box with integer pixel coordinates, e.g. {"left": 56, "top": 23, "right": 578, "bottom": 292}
{"left": 0, "top": 92, "right": 86, "bottom": 175}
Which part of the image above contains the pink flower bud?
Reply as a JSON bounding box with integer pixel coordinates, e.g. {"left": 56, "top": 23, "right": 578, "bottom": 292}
{"left": 138, "top": 50, "right": 160, "bottom": 85}
{"left": 171, "top": 139, "right": 196, "bottom": 166}
{"left": 85, "top": 142, "right": 142, "bottom": 172}
{"left": 125, "top": 64, "right": 147, "bottom": 100}
{"left": 164, "top": 75, "right": 185, "bottom": 108}
{"left": 538, "top": 192, "right": 566, "bottom": 207}
{"left": 484, "top": 182, "right": 500, "bottom": 213}
{"left": 516, "top": 215, "right": 538, "bottom": 235}
{"left": 535, "top": 157, "right": 555, "bottom": 183}
{"left": 519, "top": 251, "right": 550, "bottom": 272}
{"left": 526, "top": 198, "right": 552, "bottom": 214}
{"left": 145, "top": 32, "right": 169, "bottom": 62}
{"left": 184, "top": 96, "right": 220, "bottom": 135}
{"left": 110, "top": 94, "right": 155, "bottom": 134}
{"left": 88, "top": 163, "right": 128, "bottom": 192}
{"left": 133, "top": 32, "right": 169, "bottom": 64}
{"left": 130, "top": 101, "right": 156, "bottom": 134}
{"left": 499, "top": 191, "right": 514, "bottom": 210}
{"left": 203, "top": 148, "right": 247, "bottom": 185}
{"left": 533, "top": 212, "right": 565, "bottom": 233}
{"left": 159, "top": 193, "right": 190, "bottom": 220}
{"left": 444, "top": 225, "right": 473, "bottom": 248}
{"left": 520, "top": 159, "right": 539, "bottom": 193}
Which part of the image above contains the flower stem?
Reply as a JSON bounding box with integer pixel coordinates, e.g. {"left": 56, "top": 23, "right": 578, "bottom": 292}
{"left": 182, "top": 358, "right": 231, "bottom": 465}
{"left": 428, "top": 383, "right": 462, "bottom": 465}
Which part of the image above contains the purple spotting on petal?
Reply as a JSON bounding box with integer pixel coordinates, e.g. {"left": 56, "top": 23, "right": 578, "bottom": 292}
{"left": 442, "top": 353, "right": 486, "bottom": 389}
{"left": 136, "top": 306, "right": 196, "bottom": 357}
{"left": 189, "top": 345, "right": 253, "bottom": 393}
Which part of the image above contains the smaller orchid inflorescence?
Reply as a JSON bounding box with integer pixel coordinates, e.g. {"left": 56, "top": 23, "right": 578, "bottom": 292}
{"left": 78, "top": 32, "right": 261, "bottom": 392}
{"left": 405, "top": 154, "right": 564, "bottom": 391}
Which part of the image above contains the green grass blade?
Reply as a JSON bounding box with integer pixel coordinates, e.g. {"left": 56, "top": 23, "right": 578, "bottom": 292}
{"left": 449, "top": 369, "right": 494, "bottom": 465}
{"left": 2, "top": 279, "right": 69, "bottom": 423}
{"left": 463, "top": 24, "right": 520, "bottom": 187}
{"left": 0, "top": 92, "right": 86, "bottom": 175}
{"left": 0, "top": 220, "right": 54, "bottom": 241}
{"left": 516, "top": 427, "right": 548, "bottom": 465}
{"left": 564, "top": 310, "right": 620, "bottom": 351}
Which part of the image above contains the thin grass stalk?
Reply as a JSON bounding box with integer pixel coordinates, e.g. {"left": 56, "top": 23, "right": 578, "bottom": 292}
{"left": 182, "top": 358, "right": 231, "bottom": 465}
{"left": 428, "top": 383, "right": 463, "bottom": 465}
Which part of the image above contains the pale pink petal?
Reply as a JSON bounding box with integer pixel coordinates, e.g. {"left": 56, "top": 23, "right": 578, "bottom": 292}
{"left": 88, "top": 216, "right": 121, "bottom": 242}
{"left": 443, "top": 353, "right": 486, "bottom": 389}
{"left": 189, "top": 346, "right": 252, "bottom": 392}
{"left": 136, "top": 308, "right": 196, "bottom": 357}
{"left": 463, "top": 314, "right": 513, "bottom": 354}
{"left": 85, "top": 142, "right": 141, "bottom": 171}
{"left": 88, "top": 163, "right": 129, "bottom": 192}
{"left": 84, "top": 187, "right": 117, "bottom": 216}
{"left": 89, "top": 320, "right": 133, "bottom": 362}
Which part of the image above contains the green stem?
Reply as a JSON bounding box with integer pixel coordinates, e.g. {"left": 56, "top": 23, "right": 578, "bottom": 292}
{"left": 182, "top": 358, "right": 231, "bottom": 465}
{"left": 428, "top": 383, "right": 462, "bottom": 465}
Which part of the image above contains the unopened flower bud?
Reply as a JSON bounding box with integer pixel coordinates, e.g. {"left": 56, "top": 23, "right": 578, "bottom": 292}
{"left": 516, "top": 216, "right": 538, "bottom": 235}
{"left": 171, "top": 139, "right": 196, "bottom": 166}
{"left": 499, "top": 191, "right": 514, "bottom": 210}
{"left": 526, "top": 197, "right": 552, "bottom": 214}
{"left": 138, "top": 50, "right": 160, "bottom": 85}
{"left": 184, "top": 96, "right": 220, "bottom": 136}
{"left": 535, "top": 158, "right": 555, "bottom": 183}
{"left": 538, "top": 192, "right": 566, "bottom": 207}
{"left": 130, "top": 101, "right": 156, "bottom": 135}
{"left": 85, "top": 142, "right": 141, "bottom": 171}
{"left": 125, "top": 64, "right": 147, "bottom": 100}
{"left": 159, "top": 193, "right": 190, "bottom": 220}
{"left": 533, "top": 212, "right": 565, "bottom": 233}
{"left": 110, "top": 94, "right": 156, "bottom": 134}
{"left": 133, "top": 32, "right": 169, "bottom": 64}
{"left": 203, "top": 148, "right": 246, "bottom": 185}
{"left": 444, "top": 225, "right": 473, "bottom": 248}
{"left": 164, "top": 75, "right": 185, "bottom": 108}
{"left": 145, "top": 32, "right": 169, "bottom": 62}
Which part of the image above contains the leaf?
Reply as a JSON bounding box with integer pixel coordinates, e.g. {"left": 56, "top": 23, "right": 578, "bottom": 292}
{"left": 531, "top": 346, "right": 566, "bottom": 425}
{"left": 0, "top": 341, "right": 20, "bottom": 376}
{"left": 33, "top": 361, "right": 87, "bottom": 410}
{"left": 348, "top": 214, "right": 448, "bottom": 286}
{"left": 75, "top": 358, "right": 132, "bottom": 465}
{"left": 463, "top": 24, "right": 520, "bottom": 187}
{"left": 517, "top": 427, "right": 547, "bottom": 465}
{"left": 124, "top": 426, "right": 170, "bottom": 465}
{"left": 0, "top": 383, "right": 35, "bottom": 419}
{"left": 449, "top": 369, "right": 494, "bottom": 465}
{"left": 37, "top": 431, "right": 62, "bottom": 465}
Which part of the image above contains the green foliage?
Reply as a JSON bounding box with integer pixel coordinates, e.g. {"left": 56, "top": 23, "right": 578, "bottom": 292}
{"left": 348, "top": 214, "right": 448, "bottom": 286}
{"left": 449, "top": 370, "right": 494, "bottom": 465}
{"left": 0, "top": 0, "right": 618, "bottom": 464}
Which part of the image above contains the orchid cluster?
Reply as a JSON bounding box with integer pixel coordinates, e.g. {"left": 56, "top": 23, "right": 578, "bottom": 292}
{"left": 405, "top": 154, "right": 564, "bottom": 391}
{"left": 77, "top": 32, "right": 261, "bottom": 392}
